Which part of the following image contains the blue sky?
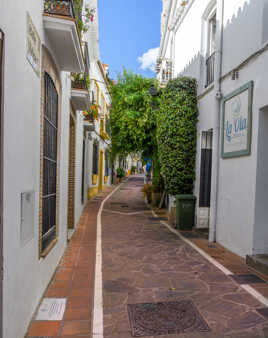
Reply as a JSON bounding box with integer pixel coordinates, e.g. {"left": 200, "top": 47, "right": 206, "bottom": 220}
{"left": 98, "top": 0, "right": 162, "bottom": 79}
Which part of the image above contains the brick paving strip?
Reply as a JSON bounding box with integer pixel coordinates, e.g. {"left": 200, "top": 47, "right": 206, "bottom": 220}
{"left": 101, "top": 176, "right": 268, "bottom": 338}
{"left": 26, "top": 185, "right": 116, "bottom": 338}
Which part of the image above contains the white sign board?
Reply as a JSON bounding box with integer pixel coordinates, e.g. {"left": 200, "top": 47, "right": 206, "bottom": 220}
{"left": 26, "top": 13, "right": 41, "bottom": 77}
{"left": 222, "top": 81, "right": 253, "bottom": 158}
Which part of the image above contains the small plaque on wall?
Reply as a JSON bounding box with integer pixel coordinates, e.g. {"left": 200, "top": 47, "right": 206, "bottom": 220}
{"left": 20, "top": 191, "right": 35, "bottom": 246}
{"left": 222, "top": 81, "right": 253, "bottom": 158}
{"left": 26, "top": 12, "right": 41, "bottom": 77}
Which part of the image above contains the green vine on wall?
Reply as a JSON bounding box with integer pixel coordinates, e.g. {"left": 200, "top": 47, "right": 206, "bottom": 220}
{"left": 157, "top": 77, "right": 199, "bottom": 196}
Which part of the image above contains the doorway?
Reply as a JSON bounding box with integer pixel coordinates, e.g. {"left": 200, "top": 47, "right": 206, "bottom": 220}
{"left": 67, "top": 110, "right": 76, "bottom": 229}
{"left": 0, "top": 29, "right": 4, "bottom": 338}
{"left": 197, "top": 130, "right": 213, "bottom": 229}
{"left": 98, "top": 150, "right": 103, "bottom": 192}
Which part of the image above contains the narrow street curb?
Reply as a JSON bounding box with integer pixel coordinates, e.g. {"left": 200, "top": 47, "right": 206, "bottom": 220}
{"left": 151, "top": 210, "right": 268, "bottom": 308}
{"left": 92, "top": 184, "right": 122, "bottom": 338}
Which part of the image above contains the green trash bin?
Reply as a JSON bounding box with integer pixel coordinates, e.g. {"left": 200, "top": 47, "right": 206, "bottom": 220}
{"left": 176, "top": 195, "right": 196, "bottom": 230}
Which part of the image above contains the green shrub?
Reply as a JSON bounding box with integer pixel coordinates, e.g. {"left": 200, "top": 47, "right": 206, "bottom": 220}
{"left": 116, "top": 167, "right": 125, "bottom": 179}
{"left": 131, "top": 166, "right": 137, "bottom": 174}
{"left": 157, "top": 77, "right": 198, "bottom": 195}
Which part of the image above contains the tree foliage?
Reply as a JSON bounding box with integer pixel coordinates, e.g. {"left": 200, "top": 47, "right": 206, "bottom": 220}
{"left": 110, "top": 70, "right": 158, "bottom": 158}
{"left": 157, "top": 77, "right": 199, "bottom": 195}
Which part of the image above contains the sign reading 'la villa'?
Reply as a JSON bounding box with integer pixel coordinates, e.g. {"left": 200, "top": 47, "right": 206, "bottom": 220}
{"left": 222, "top": 81, "right": 253, "bottom": 158}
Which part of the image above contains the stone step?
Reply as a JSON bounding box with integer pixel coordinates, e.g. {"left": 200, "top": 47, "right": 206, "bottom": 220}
{"left": 246, "top": 254, "right": 268, "bottom": 276}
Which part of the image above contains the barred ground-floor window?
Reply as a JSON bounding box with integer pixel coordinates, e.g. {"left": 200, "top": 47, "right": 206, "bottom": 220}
{"left": 39, "top": 46, "right": 61, "bottom": 257}
{"left": 92, "top": 140, "right": 99, "bottom": 175}
{"left": 105, "top": 149, "right": 109, "bottom": 177}
{"left": 41, "top": 72, "right": 58, "bottom": 252}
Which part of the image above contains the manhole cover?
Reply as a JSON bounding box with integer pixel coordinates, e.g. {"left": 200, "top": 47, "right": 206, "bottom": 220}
{"left": 127, "top": 300, "right": 210, "bottom": 336}
{"left": 230, "top": 274, "right": 266, "bottom": 284}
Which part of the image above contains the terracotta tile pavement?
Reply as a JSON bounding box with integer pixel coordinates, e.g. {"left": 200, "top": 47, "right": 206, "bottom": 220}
{"left": 26, "top": 186, "right": 115, "bottom": 338}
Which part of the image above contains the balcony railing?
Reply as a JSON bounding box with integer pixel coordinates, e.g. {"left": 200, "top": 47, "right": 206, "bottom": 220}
{"left": 205, "top": 52, "right": 215, "bottom": 87}
{"left": 83, "top": 112, "right": 94, "bottom": 123}
{"left": 71, "top": 73, "right": 88, "bottom": 90}
{"left": 44, "top": 0, "right": 75, "bottom": 19}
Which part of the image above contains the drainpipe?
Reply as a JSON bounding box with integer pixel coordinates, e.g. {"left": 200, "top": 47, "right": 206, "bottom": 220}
{"left": 209, "top": 0, "right": 224, "bottom": 243}
{"left": 171, "top": 29, "right": 176, "bottom": 78}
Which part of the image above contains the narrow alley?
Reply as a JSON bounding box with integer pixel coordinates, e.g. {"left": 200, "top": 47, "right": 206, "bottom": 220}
{"left": 27, "top": 176, "right": 268, "bottom": 337}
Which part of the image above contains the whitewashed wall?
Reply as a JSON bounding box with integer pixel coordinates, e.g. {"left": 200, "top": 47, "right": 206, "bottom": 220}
{"left": 75, "top": 112, "right": 86, "bottom": 225}
{"left": 0, "top": 1, "right": 84, "bottom": 336}
{"left": 160, "top": 0, "right": 268, "bottom": 257}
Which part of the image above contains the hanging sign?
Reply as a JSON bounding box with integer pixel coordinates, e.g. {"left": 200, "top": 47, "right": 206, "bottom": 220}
{"left": 222, "top": 81, "right": 253, "bottom": 158}
{"left": 26, "top": 12, "right": 41, "bottom": 77}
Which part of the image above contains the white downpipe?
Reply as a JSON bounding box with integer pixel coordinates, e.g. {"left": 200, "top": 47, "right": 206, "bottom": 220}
{"left": 209, "top": 0, "right": 224, "bottom": 243}
{"left": 171, "top": 29, "right": 176, "bottom": 78}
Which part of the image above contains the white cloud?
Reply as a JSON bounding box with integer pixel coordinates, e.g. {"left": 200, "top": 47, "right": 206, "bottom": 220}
{"left": 138, "top": 47, "right": 159, "bottom": 72}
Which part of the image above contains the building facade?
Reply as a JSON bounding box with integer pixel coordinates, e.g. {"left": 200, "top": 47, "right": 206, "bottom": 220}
{"left": 0, "top": 0, "right": 111, "bottom": 336}
{"left": 158, "top": 0, "right": 268, "bottom": 259}
{"left": 86, "top": 60, "right": 112, "bottom": 199}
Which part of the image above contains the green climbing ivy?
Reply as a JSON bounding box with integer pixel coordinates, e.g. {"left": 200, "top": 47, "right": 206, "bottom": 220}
{"left": 157, "top": 77, "right": 199, "bottom": 195}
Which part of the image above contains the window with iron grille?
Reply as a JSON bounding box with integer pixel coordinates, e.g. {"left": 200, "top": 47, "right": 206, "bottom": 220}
{"left": 205, "top": 12, "right": 216, "bottom": 87}
{"left": 41, "top": 72, "right": 58, "bottom": 252}
{"left": 92, "top": 141, "right": 99, "bottom": 174}
{"left": 199, "top": 131, "right": 213, "bottom": 207}
{"left": 105, "top": 150, "right": 109, "bottom": 177}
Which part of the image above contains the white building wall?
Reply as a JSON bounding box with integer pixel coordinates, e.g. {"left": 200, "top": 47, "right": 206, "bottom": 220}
{"left": 0, "top": 1, "right": 87, "bottom": 336}
{"left": 174, "top": 0, "right": 210, "bottom": 78}
{"left": 159, "top": 0, "right": 268, "bottom": 258}
{"left": 222, "top": 0, "right": 262, "bottom": 76}
{"left": 75, "top": 112, "right": 86, "bottom": 225}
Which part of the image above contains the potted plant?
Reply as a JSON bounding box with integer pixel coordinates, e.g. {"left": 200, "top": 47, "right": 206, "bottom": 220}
{"left": 116, "top": 167, "right": 125, "bottom": 182}
{"left": 142, "top": 184, "right": 152, "bottom": 204}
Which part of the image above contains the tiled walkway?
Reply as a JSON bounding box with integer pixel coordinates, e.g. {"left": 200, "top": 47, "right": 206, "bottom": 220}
{"left": 27, "top": 186, "right": 114, "bottom": 337}
{"left": 101, "top": 177, "right": 268, "bottom": 338}
{"left": 27, "top": 176, "right": 268, "bottom": 337}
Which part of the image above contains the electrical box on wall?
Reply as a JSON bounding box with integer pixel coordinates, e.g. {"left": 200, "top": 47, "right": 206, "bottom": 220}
{"left": 20, "top": 191, "right": 35, "bottom": 246}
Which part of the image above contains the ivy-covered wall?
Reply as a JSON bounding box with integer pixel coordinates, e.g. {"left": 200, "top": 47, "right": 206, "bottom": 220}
{"left": 157, "top": 77, "right": 199, "bottom": 196}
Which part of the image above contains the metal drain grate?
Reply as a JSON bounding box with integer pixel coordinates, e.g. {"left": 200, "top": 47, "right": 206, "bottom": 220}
{"left": 127, "top": 300, "right": 210, "bottom": 337}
